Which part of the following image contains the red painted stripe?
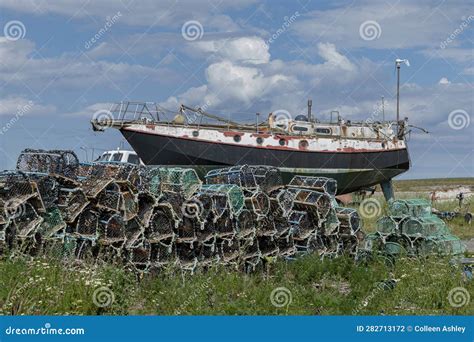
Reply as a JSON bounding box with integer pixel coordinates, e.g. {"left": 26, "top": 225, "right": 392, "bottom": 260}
{"left": 121, "top": 127, "right": 406, "bottom": 154}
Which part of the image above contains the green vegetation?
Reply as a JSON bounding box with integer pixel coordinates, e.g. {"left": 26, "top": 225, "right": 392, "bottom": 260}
{"left": 0, "top": 253, "right": 472, "bottom": 315}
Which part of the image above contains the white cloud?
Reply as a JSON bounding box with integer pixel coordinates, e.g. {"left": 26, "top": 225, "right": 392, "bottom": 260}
{"left": 292, "top": 1, "right": 471, "bottom": 49}
{"left": 0, "top": 96, "right": 56, "bottom": 116}
{"left": 0, "top": 0, "right": 256, "bottom": 27}
{"left": 438, "top": 77, "right": 450, "bottom": 85}
{"left": 0, "top": 37, "right": 177, "bottom": 92}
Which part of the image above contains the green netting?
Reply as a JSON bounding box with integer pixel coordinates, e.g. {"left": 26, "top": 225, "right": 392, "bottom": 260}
{"left": 38, "top": 208, "right": 66, "bottom": 238}
{"left": 376, "top": 216, "right": 401, "bottom": 235}
{"left": 158, "top": 167, "right": 201, "bottom": 199}
{"left": 200, "top": 184, "right": 244, "bottom": 217}
{"left": 418, "top": 235, "right": 466, "bottom": 256}
{"left": 388, "top": 198, "right": 432, "bottom": 217}
{"left": 401, "top": 216, "right": 449, "bottom": 237}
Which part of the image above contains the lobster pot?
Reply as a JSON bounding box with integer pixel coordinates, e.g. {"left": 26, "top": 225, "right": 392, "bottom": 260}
{"left": 57, "top": 187, "right": 89, "bottom": 223}
{"left": 128, "top": 241, "right": 152, "bottom": 271}
{"left": 389, "top": 199, "right": 432, "bottom": 218}
{"left": 197, "top": 238, "right": 217, "bottom": 264}
{"left": 160, "top": 191, "right": 185, "bottom": 220}
{"left": 176, "top": 217, "right": 198, "bottom": 243}
{"left": 76, "top": 162, "right": 94, "bottom": 178}
{"left": 0, "top": 171, "right": 37, "bottom": 200}
{"left": 124, "top": 218, "right": 145, "bottom": 248}
{"left": 29, "top": 175, "right": 58, "bottom": 210}
{"left": 276, "top": 235, "right": 296, "bottom": 258}
{"left": 294, "top": 235, "right": 315, "bottom": 254}
{"left": 288, "top": 176, "right": 337, "bottom": 197}
{"left": 401, "top": 216, "right": 449, "bottom": 238}
{"left": 113, "top": 163, "right": 142, "bottom": 188}
{"left": 73, "top": 237, "right": 97, "bottom": 260}
{"left": 14, "top": 202, "right": 43, "bottom": 239}
{"left": 273, "top": 215, "right": 291, "bottom": 238}
{"left": 96, "top": 182, "right": 122, "bottom": 212}
{"left": 337, "top": 235, "right": 359, "bottom": 256}
{"left": 434, "top": 235, "right": 465, "bottom": 255}
{"left": 243, "top": 189, "right": 270, "bottom": 218}
{"left": 255, "top": 217, "right": 277, "bottom": 237}
{"left": 121, "top": 190, "right": 138, "bottom": 221}
{"left": 211, "top": 215, "right": 235, "bottom": 239}
{"left": 324, "top": 209, "right": 340, "bottom": 235}
{"left": 137, "top": 192, "right": 156, "bottom": 227}
{"left": 200, "top": 184, "right": 244, "bottom": 219}
{"left": 139, "top": 167, "right": 161, "bottom": 196}
{"left": 195, "top": 217, "right": 216, "bottom": 242}
{"left": 335, "top": 207, "right": 361, "bottom": 235}
{"left": 217, "top": 237, "right": 240, "bottom": 264}
{"left": 81, "top": 178, "right": 114, "bottom": 198}
{"left": 268, "top": 187, "right": 295, "bottom": 218}
{"left": 286, "top": 188, "right": 332, "bottom": 221}
{"left": 176, "top": 241, "right": 198, "bottom": 271}
{"left": 289, "top": 210, "right": 314, "bottom": 240}
{"left": 235, "top": 210, "right": 257, "bottom": 239}
{"left": 182, "top": 193, "right": 212, "bottom": 224}
{"left": 16, "top": 149, "right": 79, "bottom": 179}
{"left": 151, "top": 239, "right": 176, "bottom": 266}
{"left": 240, "top": 236, "right": 260, "bottom": 260}
{"left": 376, "top": 216, "right": 401, "bottom": 235}
{"left": 205, "top": 165, "right": 282, "bottom": 192}
{"left": 158, "top": 168, "right": 202, "bottom": 199}
{"left": 147, "top": 204, "right": 176, "bottom": 242}
{"left": 75, "top": 207, "right": 99, "bottom": 239}
{"left": 98, "top": 213, "right": 126, "bottom": 244}
{"left": 257, "top": 235, "right": 279, "bottom": 257}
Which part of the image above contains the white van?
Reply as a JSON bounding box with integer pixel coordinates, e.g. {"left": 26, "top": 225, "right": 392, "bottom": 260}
{"left": 95, "top": 149, "right": 144, "bottom": 165}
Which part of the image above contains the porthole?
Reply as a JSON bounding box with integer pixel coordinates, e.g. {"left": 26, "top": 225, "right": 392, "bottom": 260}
{"left": 381, "top": 142, "right": 386, "bottom": 148}
{"left": 256, "top": 137, "right": 264, "bottom": 145}
{"left": 279, "top": 139, "right": 286, "bottom": 146}
{"left": 192, "top": 130, "right": 199, "bottom": 137}
{"left": 233, "top": 135, "right": 241, "bottom": 142}
{"left": 299, "top": 140, "right": 309, "bottom": 149}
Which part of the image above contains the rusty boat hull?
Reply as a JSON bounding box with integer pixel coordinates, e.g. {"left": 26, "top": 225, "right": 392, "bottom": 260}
{"left": 120, "top": 127, "right": 410, "bottom": 194}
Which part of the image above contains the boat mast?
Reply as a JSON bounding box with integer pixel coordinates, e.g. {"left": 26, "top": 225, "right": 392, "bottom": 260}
{"left": 395, "top": 58, "right": 410, "bottom": 134}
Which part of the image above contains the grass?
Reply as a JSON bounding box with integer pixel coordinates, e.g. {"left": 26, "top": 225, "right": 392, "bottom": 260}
{"left": 393, "top": 178, "right": 474, "bottom": 192}
{"left": 0, "top": 253, "right": 472, "bottom": 316}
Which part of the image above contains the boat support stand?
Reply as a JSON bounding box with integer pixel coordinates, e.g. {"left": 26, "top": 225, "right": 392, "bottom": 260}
{"left": 381, "top": 179, "right": 394, "bottom": 201}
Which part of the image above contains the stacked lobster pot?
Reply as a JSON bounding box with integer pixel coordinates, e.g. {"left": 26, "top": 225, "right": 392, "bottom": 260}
{"left": 363, "top": 199, "right": 466, "bottom": 257}
{"left": 2, "top": 150, "right": 370, "bottom": 274}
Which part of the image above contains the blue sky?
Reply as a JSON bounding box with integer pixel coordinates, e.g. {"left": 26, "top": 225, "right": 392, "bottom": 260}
{"left": 0, "top": 0, "right": 472, "bottom": 179}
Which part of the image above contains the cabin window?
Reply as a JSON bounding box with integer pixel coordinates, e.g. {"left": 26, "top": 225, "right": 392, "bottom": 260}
{"left": 192, "top": 130, "right": 199, "bottom": 137}
{"left": 299, "top": 140, "right": 309, "bottom": 149}
{"left": 279, "top": 139, "right": 286, "bottom": 146}
{"left": 233, "top": 135, "right": 241, "bottom": 142}
{"left": 256, "top": 137, "right": 264, "bottom": 145}
{"left": 97, "top": 153, "right": 111, "bottom": 162}
{"left": 127, "top": 154, "right": 140, "bottom": 164}
{"left": 316, "top": 128, "right": 331, "bottom": 134}
{"left": 111, "top": 153, "right": 123, "bottom": 162}
{"left": 293, "top": 126, "right": 308, "bottom": 132}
